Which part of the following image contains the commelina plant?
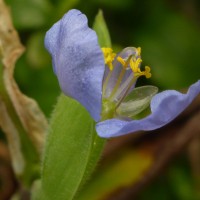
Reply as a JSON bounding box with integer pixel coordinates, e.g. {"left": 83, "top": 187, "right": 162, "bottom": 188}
{"left": 45, "top": 9, "right": 200, "bottom": 138}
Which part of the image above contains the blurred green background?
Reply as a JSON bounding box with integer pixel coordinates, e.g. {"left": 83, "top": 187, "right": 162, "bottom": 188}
{"left": 4, "top": 0, "right": 200, "bottom": 199}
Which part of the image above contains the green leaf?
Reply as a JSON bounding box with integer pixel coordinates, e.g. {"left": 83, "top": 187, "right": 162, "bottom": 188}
{"left": 35, "top": 94, "right": 105, "bottom": 200}
{"left": 93, "top": 10, "right": 111, "bottom": 48}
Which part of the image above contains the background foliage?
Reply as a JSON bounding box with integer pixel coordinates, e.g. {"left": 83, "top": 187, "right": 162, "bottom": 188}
{"left": 2, "top": 0, "right": 200, "bottom": 199}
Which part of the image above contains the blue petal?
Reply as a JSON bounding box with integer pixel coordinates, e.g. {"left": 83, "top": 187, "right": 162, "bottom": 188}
{"left": 45, "top": 9, "right": 105, "bottom": 121}
{"left": 96, "top": 80, "right": 200, "bottom": 138}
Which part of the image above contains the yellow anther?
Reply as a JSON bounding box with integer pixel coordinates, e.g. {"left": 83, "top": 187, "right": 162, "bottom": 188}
{"left": 130, "top": 57, "right": 142, "bottom": 72}
{"left": 143, "top": 66, "right": 151, "bottom": 78}
{"left": 135, "top": 66, "right": 151, "bottom": 79}
{"left": 117, "top": 56, "right": 125, "bottom": 66}
{"left": 117, "top": 55, "right": 133, "bottom": 69}
{"left": 102, "top": 47, "right": 116, "bottom": 71}
{"left": 130, "top": 57, "right": 151, "bottom": 79}
{"left": 136, "top": 47, "right": 141, "bottom": 56}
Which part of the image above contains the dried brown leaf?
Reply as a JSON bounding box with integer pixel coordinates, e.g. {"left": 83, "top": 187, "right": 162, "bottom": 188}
{"left": 0, "top": 0, "right": 47, "bottom": 155}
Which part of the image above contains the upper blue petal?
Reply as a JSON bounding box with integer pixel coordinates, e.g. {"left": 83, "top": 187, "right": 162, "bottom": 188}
{"left": 45, "top": 9, "right": 105, "bottom": 121}
{"left": 96, "top": 80, "right": 200, "bottom": 138}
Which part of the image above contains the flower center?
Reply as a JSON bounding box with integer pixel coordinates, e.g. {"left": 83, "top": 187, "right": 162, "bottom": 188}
{"left": 101, "top": 47, "right": 152, "bottom": 120}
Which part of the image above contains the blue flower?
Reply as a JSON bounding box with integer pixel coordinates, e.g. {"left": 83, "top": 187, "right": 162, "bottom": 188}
{"left": 45, "top": 9, "right": 200, "bottom": 138}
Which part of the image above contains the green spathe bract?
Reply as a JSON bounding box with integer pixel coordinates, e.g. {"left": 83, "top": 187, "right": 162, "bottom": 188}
{"left": 35, "top": 95, "right": 105, "bottom": 200}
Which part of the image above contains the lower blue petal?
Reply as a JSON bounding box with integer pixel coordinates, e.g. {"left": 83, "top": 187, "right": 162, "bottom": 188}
{"left": 96, "top": 80, "right": 200, "bottom": 138}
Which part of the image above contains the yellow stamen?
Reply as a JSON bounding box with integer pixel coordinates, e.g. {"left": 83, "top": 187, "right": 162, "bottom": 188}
{"left": 117, "top": 56, "right": 125, "bottom": 66}
{"left": 134, "top": 66, "right": 152, "bottom": 78}
{"left": 143, "top": 66, "right": 152, "bottom": 78}
{"left": 137, "top": 47, "right": 141, "bottom": 56}
{"left": 116, "top": 47, "right": 151, "bottom": 80}
{"left": 130, "top": 57, "right": 151, "bottom": 79}
{"left": 101, "top": 48, "right": 116, "bottom": 71}
{"left": 117, "top": 55, "right": 133, "bottom": 69}
{"left": 130, "top": 57, "right": 142, "bottom": 72}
